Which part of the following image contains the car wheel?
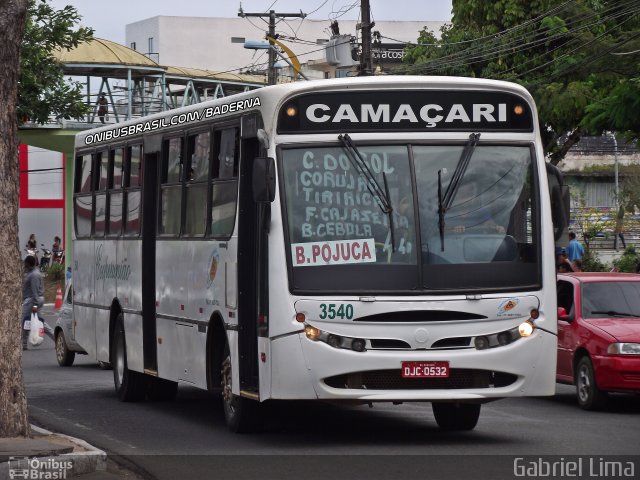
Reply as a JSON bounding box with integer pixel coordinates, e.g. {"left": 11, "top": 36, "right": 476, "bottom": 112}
{"left": 55, "top": 331, "right": 75, "bottom": 367}
{"left": 221, "top": 342, "right": 260, "bottom": 433}
{"left": 432, "top": 402, "right": 481, "bottom": 431}
{"left": 575, "top": 356, "right": 608, "bottom": 410}
{"left": 112, "top": 314, "right": 146, "bottom": 402}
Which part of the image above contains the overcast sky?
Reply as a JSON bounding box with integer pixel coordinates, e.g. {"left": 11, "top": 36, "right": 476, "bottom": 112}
{"left": 46, "top": 0, "right": 453, "bottom": 44}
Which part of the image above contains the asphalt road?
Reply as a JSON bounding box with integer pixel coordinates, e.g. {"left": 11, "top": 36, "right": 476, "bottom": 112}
{"left": 22, "top": 333, "right": 640, "bottom": 480}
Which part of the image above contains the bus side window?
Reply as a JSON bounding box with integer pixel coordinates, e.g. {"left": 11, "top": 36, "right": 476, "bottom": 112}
{"left": 160, "top": 137, "right": 183, "bottom": 236}
{"left": 94, "top": 151, "right": 109, "bottom": 237}
{"left": 108, "top": 148, "right": 124, "bottom": 236}
{"left": 184, "top": 131, "right": 211, "bottom": 236}
{"left": 210, "top": 127, "right": 239, "bottom": 238}
{"left": 123, "top": 144, "right": 143, "bottom": 237}
{"left": 74, "top": 153, "right": 93, "bottom": 238}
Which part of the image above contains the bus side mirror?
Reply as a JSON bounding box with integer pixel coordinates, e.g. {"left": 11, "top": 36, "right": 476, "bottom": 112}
{"left": 546, "top": 163, "right": 570, "bottom": 242}
{"left": 253, "top": 157, "right": 276, "bottom": 203}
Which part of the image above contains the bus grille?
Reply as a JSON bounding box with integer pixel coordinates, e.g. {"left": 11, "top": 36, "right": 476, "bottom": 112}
{"left": 324, "top": 369, "right": 517, "bottom": 390}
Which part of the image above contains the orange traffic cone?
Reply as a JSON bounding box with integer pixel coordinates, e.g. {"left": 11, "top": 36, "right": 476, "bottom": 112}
{"left": 54, "top": 284, "right": 63, "bottom": 310}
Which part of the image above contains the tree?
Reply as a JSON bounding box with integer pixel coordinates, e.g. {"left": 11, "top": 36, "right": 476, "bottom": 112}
{"left": 1, "top": 0, "right": 93, "bottom": 438}
{"left": 0, "top": 0, "right": 30, "bottom": 438}
{"left": 401, "top": 0, "right": 640, "bottom": 164}
{"left": 18, "top": 0, "right": 93, "bottom": 124}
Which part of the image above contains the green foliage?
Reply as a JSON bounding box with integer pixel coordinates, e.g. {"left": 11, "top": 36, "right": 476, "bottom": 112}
{"left": 17, "top": 0, "right": 93, "bottom": 124}
{"left": 581, "top": 250, "right": 609, "bottom": 272}
{"left": 401, "top": 0, "right": 640, "bottom": 163}
{"left": 570, "top": 190, "right": 615, "bottom": 250}
{"left": 612, "top": 245, "right": 640, "bottom": 272}
{"left": 582, "top": 78, "right": 640, "bottom": 142}
{"left": 47, "top": 262, "right": 65, "bottom": 281}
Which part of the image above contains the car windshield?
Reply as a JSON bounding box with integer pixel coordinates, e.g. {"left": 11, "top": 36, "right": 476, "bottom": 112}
{"left": 582, "top": 281, "right": 640, "bottom": 319}
{"left": 281, "top": 143, "right": 539, "bottom": 293}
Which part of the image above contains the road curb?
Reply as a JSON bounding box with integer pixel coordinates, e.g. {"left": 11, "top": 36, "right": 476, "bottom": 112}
{"left": 0, "top": 425, "right": 107, "bottom": 478}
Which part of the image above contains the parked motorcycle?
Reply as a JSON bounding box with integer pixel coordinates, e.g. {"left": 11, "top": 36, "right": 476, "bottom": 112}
{"left": 53, "top": 249, "right": 65, "bottom": 265}
{"left": 40, "top": 244, "right": 52, "bottom": 272}
{"left": 24, "top": 247, "right": 39, "bottom": 265}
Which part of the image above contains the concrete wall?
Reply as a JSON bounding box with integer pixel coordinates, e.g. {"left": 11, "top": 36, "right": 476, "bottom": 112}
{"left": 18, "top": 145, "right": 65, "bottom": 261}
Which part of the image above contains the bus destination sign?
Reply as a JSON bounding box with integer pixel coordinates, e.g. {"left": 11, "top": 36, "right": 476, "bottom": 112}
{"left": 278, "top": 90, "right": 533, "bottom": 134}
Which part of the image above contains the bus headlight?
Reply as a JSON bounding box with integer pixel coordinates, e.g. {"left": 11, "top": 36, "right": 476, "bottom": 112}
{"left": 304, "top": 325, "right": 367, "bottom": 352}
{"left": 305, "top": 326, "right": 321, "bottom": 340}
{"left": 518, "top": 320, "right": 535, "bottom": 337}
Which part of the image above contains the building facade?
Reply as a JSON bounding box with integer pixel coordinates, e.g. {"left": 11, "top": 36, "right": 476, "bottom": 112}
{"left": 125, "top": 16, "right": 445, "bottom": 78}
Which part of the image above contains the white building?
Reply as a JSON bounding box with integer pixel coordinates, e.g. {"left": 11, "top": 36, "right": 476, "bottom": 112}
{"left": 126, "top": 16, "right": 446, "bottom": 79}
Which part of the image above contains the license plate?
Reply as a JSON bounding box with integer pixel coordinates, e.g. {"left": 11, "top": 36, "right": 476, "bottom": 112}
{"left": 402, "top": 361, "right": 450, "bottom": 378}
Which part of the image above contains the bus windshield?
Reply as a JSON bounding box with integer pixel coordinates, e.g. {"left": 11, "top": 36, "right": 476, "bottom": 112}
{"left": 281, "top": 143, "right": 539, "bottom": 293}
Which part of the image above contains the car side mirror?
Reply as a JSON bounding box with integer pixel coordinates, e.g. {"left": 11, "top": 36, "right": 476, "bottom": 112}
{"left": 252, "top": 156, "right": 276, "bottom": 203}
{"left": 557, "top": 306, "right": 573, "bottom": 322}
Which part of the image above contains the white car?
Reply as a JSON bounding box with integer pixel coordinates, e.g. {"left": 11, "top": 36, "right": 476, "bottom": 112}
{"left": 53, "top": 281, "right": 86, "bottom": 366}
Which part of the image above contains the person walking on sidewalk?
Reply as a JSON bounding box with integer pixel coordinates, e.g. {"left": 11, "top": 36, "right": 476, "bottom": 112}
{"left": 22, "top": 255, "right": 54, "bottom": 350}
{"left": 613, "top": 205, "right": 627, "bottom": 251}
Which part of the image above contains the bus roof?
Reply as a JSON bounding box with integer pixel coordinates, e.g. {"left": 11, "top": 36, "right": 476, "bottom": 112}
{"left": 75, "top": 76, "right": 536, "bottom": 149}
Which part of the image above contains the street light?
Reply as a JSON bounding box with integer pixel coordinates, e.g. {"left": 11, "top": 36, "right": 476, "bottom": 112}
{"left": 244, "top": 40, "right": 309, "bottom": 84}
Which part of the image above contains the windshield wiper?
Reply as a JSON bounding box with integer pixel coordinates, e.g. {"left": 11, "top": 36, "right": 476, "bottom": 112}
{"left": 590, "top": 310, "right": 640, "bottom": 318}
{"left": 339, "top": 134, "right": 396, "bottom": 251}
{"left": 437, "top": 133, "right": 481, "bottom": 251}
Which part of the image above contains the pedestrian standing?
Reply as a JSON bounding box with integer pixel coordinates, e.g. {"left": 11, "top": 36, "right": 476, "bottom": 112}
{"left": 566, "top": 232, "right": 584, "bottom": 262}
{"left": 97, "top": 93, "right": 108, "bottom": 124}
{"left": 613, "top": 205, "right": 626, "bottom": 251}
{"left": 22, "top": 255, "right": 54, "bottom": 350}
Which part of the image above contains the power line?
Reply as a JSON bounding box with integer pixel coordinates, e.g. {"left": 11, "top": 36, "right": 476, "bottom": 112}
{"left": 239, "top": 8, "right": 307, "bottom": 85}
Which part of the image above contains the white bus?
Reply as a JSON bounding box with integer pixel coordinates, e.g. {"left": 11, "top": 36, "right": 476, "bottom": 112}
{"left": 72, "top": 76, "right": 568, "bottom": 432}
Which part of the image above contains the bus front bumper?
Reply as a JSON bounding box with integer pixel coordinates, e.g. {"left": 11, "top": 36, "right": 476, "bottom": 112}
{"left": 269, "top": 328, "right": 556, "bottom": 401}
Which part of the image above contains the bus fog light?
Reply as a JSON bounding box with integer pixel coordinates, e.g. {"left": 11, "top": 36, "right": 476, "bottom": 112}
{"left": 351, "top": 338, "right": 366, "bottom": 352}
{"left": 497, "top": 332, "right": 512, "bottom": 346}
{"left": 518, "top": 321, "right": 534, "bottom": 337}
{"left": 305, "top": 326, "right": 321, "bottom": 340}
{"left": 327, "top": 334, "right": 341, "bottom": 348}
{"left": 474, "top": 336, "right": 490, "bottom": 350}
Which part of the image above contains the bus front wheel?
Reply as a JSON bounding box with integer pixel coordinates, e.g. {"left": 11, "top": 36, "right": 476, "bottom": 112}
{"left": 432, "top": 402, "right": 481, "bottom": 431}
{"left": 112, "top": 314, "right": 146, "bottom": 402}
{"left": 221, "top": 343, "right": 260, "bottom": 433}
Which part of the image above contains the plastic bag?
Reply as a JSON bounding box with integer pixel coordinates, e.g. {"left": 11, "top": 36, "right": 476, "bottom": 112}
{"left": 29, "top": 312, "right": 44, "bottom": 346}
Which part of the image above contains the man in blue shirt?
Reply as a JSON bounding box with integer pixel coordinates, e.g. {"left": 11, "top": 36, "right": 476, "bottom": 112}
{"left": 566, "top": 232, "right": 585, "bottom": 262}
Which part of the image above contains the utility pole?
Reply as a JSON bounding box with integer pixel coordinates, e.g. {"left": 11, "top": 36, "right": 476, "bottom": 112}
{"left": 358, "top": 0, "right": 374, "bottom": 76}
{"left": 238, "top": 8, "right": 306, "bottom": 85}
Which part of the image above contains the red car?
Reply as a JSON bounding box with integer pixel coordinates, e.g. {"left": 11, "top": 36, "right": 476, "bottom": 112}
{"left": 556, "top": 272, "right": 640, "bottom": 410}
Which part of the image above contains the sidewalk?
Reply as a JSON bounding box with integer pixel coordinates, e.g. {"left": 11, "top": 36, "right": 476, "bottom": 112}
{"left": 4, "top": 305, "right": 143, "bottom": 480}
{"left": 0, "top": 425, "right": 140, "bottom": 479}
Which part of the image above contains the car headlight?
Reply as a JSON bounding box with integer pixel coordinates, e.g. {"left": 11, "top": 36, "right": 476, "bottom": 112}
{"left": 607, "top": 343, "right": 640, "bottom": 355}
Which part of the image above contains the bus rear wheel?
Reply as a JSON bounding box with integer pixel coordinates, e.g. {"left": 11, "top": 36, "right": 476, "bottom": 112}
{"left": 112, "top": 314, "right": 146, "bottom": 402}
{"left": 432, "top": 402, "right": 481, "bottom": 431}
{"left": 221, "top": 343, "right": 260, "bottom": 433}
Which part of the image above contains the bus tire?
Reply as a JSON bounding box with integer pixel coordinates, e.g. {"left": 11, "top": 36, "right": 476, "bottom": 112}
{"left": 575, "top": 356, "right": 608, "bottom": 410}
{"left": 112, "top": 314, "right": 146, "bottom": 402}
{"left": 147, "top": 376, "right": 178, "bottom": 402}
{"left": 432, "top": 402, "right": 481, "bottom": 431}
{"left": 221, "top": 342, "right": 260, "bottom": 433}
